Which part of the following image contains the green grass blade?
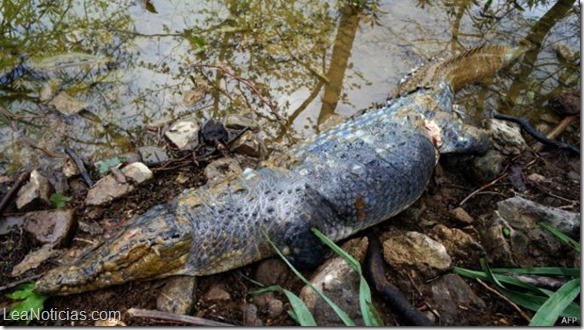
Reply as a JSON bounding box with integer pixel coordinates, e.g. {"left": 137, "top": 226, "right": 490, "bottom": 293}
{"left": 454, "top": 267, "right": 555, "bottom": 296}
{"left": 261, "top": 230, "right": 356, "bottom": 326}
{"left": 538, "top": 222, "right": 580, "bottom": 253}
{"left": 310, "top": 228, "right": 361, "bottom": 272}
{"left": 281, "top": 289, "right": 318, "bottom": 326}
{"left": 311, "top": 228, "right": 383, "bottom": 326}
{"left": 529, "top": 279, "right": 581, "bottom": 326}
{"left": 490, "top": 267, "right": 580, "bottom": 276}
{"left": 249, "top": 285, "right": 317, "bottom": 326}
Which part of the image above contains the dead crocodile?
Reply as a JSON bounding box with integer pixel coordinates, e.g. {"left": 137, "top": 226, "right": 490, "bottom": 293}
{"left": 34, "top": 45, "right": 526, "bottom": 295}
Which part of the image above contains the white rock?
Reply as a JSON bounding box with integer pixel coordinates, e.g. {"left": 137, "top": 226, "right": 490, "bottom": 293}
{"left": 165, "top": 120, "right": 200, "bottom": 150}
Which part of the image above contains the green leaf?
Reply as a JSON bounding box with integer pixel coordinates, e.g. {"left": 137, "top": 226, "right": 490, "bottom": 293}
{"left": 539, "top": 222, "right": 580, "bottom": 253}
{"left": 50, "top": 193, "right": 73, "bottom": 209}
{"left": 6, "top": 282, "right": 47, "bottom": 324}
{"left": 490, "top": 267, "right": 580, "bottom": 277}
{"left": 529, "top": 279, "right": 581, "bottom": 326}
{"left": 95, "top": 156, "right": 122, "bottom": 174}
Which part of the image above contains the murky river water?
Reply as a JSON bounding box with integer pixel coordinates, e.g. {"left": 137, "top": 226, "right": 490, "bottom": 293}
{"left": 0, "top": 0, "right": 580, "bottom": 175}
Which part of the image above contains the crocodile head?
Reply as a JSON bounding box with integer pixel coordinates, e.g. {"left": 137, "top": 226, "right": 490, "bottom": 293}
{"left": 35, "top": 205, "right": 193, "bottom": 295}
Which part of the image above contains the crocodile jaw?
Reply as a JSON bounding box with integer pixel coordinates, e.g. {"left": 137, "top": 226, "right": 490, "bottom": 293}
{"left": 35, "top": 210, "right": 193, "bottom": 296}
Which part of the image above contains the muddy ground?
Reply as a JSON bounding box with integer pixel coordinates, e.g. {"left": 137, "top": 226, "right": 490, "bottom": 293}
{"left": 0, "top": 124, "right": 580, "bottom": 326}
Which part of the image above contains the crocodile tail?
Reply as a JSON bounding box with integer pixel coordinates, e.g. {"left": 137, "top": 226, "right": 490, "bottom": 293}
{"left": 441, "top": 45, "right": 528, "bottom": 92}
{"left": 395, "top": 45, "right": 528, "bottom": 96}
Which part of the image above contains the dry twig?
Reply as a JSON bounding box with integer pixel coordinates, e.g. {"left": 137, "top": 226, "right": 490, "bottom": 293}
{"left": 476, "top": 278, "right": 531, "bottom": 323}
{"left": 0, "top": 171, "right": 31, "bottom": 215}
{"left": 126, "top": 308, "right": 234, "bottom": 326}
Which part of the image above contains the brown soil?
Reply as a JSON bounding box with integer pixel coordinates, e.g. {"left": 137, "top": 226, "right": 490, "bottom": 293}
{"left": 0, "top": 132, "right": 580, "bottom": 326}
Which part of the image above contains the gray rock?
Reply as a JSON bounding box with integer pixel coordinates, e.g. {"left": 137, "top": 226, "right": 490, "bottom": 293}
{"left": 156, "top": 276, "right": 197, "bottom": 315}
{"left": 11, "top": 244, "right": 58, "bottom": 276}
{"left": 118, "top": 152, "right": 142, "bottom": 164}
{"left": 267, "top": 299, "right": 284, "bottom": 318}
{"left": 223, "top": 113, "right": 260, "bottom": 132}
{"left": 138, "top": 146, "right": 169, "bottom": 166}
{"left": 16, "top": 170, "right": 54, "bottom": 210}
{"left": 481, "top": 196, "right": 580, "bottom": 267}
{"left": 165, "top": 120, "right": 200, "bottom": 150}
{"left": 383, "top": 231, "right": 452, "bottom": 277}
{"left": 85, "top": 162, "right": 153, "bottom": 206}
{"left": 0, "top": 216, "right": 24, "bottom": 235}
{"left": 243, "top": 304, "right": 263, "bottom": 326}
{"left": 471, "top": 149, "right": 505, "bottom": 182}
{"left": 204, "top": 157, "right": 243, "bottom": 187}
{"left": 488, "top": 118, "right": 527, "bottom": 155}
{"left": 203, "top": 283, "right": 231, "bottom": 302}
{"left": 231, "top": 130, "right": 268, "bottom": 159}
{"left": 567, "top": 171, "right": 580, "bottom": 182}
{"left": 499, "top": 196, "right": 580, "bottom": 237}
{"left": 23, "top": 209, "right": 76, "bottom": 247}
{"left": 255, "top": 259, "right": 288, "bottom": 286}
{"left": 299, "top": 237, "right": 368, "bottom": 326}
{"left": 430, "top": 274, "right": 487, "bottom": 325}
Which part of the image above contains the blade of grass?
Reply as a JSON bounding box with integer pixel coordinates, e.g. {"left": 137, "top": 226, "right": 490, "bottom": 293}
{"left": 250, "top": 285, "right": 317, "bottom": 326}
{"left": 538, "top": 222, "right": 580, "bottom": 253}
{"left": 454, "top": 267, "right": 557, "bottom": 295}
{"left": 476, "top": 260, "right": 580, "bottom": 319}
{"left": 311, "top": 228, "right": 383, "bottom": 326}
{"left": 261, "top": 229, "right": 356, "bottom": 326}
{"left": 490, "top": 267, "right": 579, "bottom": 276}
{"left": 529, "top": 278, "right": 581, "bottom": 326}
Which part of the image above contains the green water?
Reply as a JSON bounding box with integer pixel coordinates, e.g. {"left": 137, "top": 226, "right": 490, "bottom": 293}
{"left": 0, "top": 0, "right": 580, "bottom": 174}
